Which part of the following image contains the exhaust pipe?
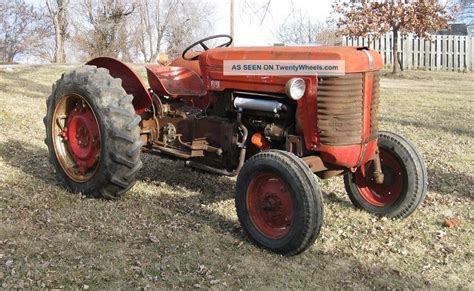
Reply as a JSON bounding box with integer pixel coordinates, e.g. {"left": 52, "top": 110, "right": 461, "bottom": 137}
{"left": 234, "top": 97, "right": 286, "bottom": 113}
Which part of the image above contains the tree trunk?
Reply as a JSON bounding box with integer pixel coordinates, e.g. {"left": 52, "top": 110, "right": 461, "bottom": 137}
{"left": 47, "top": 0, "right": 68, "bottom": 63}
{"left": 54, "top": 26, "right": 66, "bottom": 63}
{"left": 392, "top": 26, "right": 400, "bottom": 74}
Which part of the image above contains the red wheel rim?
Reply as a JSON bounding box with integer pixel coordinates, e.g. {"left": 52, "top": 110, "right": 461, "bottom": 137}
{"left": 246, "top": 173, "right": 294, "bottom": 239}
{"left": 355, "top": 149, "right": 405, "bottom": 207}
{"left": 52, "top": 94, "right": 101, "bottom": 182}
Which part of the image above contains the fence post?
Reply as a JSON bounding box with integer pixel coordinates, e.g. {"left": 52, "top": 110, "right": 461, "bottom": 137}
{"left": 386, "top": 34, "right": 390, "bottom": 66}
{"left": 454, "top": 36, "right": 459, "bottom": 71}
{"left": 405, "top": 34, "right": 412, "bottom": 70}
{"left": 449, "top": 35, "right": 453, "bottom": 71}
{"left": 423, "top": 38, "right": 431, "bottom": 69}
{"left": 413, "top": 37, "right": 419, "bottom": 69}
{"left": 460, "top": 36, "right": 465, "bottom": 71}
{"left": 467, "top": 36, "right": 474, "bottom": 71}
{"left": 430, "top": 37, "right": 435, "bottom": 70}
{"left": 436, "top": 36, "right": 441, "bottom": 70}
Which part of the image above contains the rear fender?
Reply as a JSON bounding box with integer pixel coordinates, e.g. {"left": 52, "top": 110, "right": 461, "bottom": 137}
{"left": 145, "top": 64, "right": 207, "bottom": 99}
{"left": 86, "top": 57, "right": 152, "bottom": 115}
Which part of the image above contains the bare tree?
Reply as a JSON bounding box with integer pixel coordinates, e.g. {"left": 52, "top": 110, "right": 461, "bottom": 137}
{"left": 276, "top": 11, "right": 339, "bottom": 46}
{"left": 130, "top": 0, "right": 214, "bottom": 62}
{"left": 242, "top": 0, "right": 273, "bottom": 23}
{"left": 163, "top": 1, "right": 215, "bottom": 59}
{"left": 0, "top": 0, "right": 50, "bottom": 63}
{"left": 72, "top": 0, "right": 135, "bottom": 59}
{"left": 45, "top": 0, "right": 69, "bottom": 63}
{"left": 132, "top": 0, "right": 181, "bottom": 62}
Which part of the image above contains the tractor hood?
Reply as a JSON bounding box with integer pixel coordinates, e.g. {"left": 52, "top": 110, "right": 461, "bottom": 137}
{"left": 200, "top": 46, "right": 383, "bottom": 73}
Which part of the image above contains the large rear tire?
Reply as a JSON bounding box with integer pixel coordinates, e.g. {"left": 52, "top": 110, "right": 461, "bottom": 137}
{"left": 344, "top": 131, "right": 427, "bottom": 218}
{"left": 44, "top": 66, "right": 143, "bottom": 199}
{"left": 236, "top": 150, "right": 323, "bottom": 255}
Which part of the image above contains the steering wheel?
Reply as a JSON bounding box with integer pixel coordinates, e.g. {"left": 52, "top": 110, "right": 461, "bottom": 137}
{"left": 182, "top": 34, "right": 233, "bottom": 61}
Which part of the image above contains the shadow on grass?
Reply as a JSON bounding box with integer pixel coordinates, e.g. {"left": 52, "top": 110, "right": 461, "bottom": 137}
{"left": 380, "top": 116, "right": 474, "bottom": 138}
{"left": 427, "top": 165, "right": 474, "bottom": 200}
{"left": 0, "top": 70, "right": 52, "bottom": 99}
{"left": 0, "top": 139, "right": 451, "bottom": 289}
{"left": 0, "top": 139, "right": 242, "bottom": 237}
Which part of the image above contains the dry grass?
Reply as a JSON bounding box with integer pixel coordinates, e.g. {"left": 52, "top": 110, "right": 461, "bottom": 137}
{"left": 0, "top": 65, "right": 473, "bottom": 289}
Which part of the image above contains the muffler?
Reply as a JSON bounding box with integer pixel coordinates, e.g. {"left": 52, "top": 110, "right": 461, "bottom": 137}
{"left": 234, "top": 97, "right": 286, "bottom": 113}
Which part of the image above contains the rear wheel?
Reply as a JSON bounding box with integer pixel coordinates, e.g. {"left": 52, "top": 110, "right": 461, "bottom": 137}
{"left": 344, "top": 131, "right": 427, "bottom": 218}
{"left": 44, "top": 66, "right": 143, "bottom": 198}
{"left": 236, "top": 150, "right": 323, "bottom": 255}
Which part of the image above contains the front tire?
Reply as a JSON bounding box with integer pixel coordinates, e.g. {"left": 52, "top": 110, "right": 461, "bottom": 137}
{"left": 236, "top": 150, "right": 323, "bottom": 255}
{"left": 344, "top": 131, "right": 427, "bottom": 218}
{"left": 44, "top": 66, "right": 143, "bottom": 199}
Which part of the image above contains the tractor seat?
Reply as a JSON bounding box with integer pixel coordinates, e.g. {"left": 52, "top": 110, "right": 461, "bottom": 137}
{"left": 146, "top": 64, "right": 207, "bottom": 99}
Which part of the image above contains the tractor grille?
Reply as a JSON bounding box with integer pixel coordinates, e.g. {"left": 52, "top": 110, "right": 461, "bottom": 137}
{"left": 370, "top": 73, "right": 380, "bottom": 140}
{"left": 317, "top": 73, "right": 380, "bottom": 145}
{"left": 317, "top": 73, "right": 364, "bottom": 145}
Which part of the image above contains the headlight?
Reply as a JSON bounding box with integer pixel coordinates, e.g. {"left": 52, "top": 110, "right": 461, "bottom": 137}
{"left": 285, "top": 78, "right": 306, "bottom": 100}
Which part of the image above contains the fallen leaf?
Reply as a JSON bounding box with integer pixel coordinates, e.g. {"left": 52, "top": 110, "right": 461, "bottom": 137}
{"left": 442, "top": 218, "right": 461, "bottom": 228}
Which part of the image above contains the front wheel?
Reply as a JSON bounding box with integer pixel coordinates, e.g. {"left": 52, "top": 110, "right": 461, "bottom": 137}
{"left": 344, "top": 131, "right": 427, "bottom": 218}
{"left": 236, "top": 150, "right": 323, "bottom": 255}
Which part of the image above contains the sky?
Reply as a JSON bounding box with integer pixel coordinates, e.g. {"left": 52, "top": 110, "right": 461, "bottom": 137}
{"left": 213, "top": 0, "right": 334, "bottom": 46}
{"left": 26, "top": 0, "right": 334, "bottom": 46}
{"left": 22, "top": 0, "right": 334, "bottom": 63}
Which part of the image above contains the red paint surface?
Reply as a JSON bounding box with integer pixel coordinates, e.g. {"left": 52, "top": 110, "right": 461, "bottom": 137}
{"left": 66, "top": 103, "right": 100, "bottom": 173}
{"left": 354, "top": 148, "right": 404, "bottom": 207}
{"left": 146, "top": 65, "right": 206, "bottom": 98}
{"left": 86, "top": 57, "right": 152, "bottom": 114}
{"left": 246, "top": 173, "right": 294, "bottom": 239}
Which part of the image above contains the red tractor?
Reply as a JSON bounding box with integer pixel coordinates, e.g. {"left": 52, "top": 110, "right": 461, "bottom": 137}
{"left": 44, "top": 35, "right": 427, "bottom": 255}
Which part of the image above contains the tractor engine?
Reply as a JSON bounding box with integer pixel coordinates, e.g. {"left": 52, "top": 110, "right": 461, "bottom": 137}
{"left": 140, "top": 90, "right": 296, "bottom": 174}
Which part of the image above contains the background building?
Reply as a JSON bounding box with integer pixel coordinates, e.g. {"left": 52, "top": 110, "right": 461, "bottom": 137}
{"left": 457, "top": 0, "right": 474, "bottom": 36}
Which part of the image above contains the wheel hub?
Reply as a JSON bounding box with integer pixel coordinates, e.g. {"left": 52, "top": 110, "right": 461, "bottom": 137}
{"left": 52, "top": 94, "right": 101, "bottom": 182}
{"left": 355, "top": 148, "right": 404, "bottom": 207}
{"left": 247, "top": 173, "right": 294, "bottom": 239}
{"left": 66, "top": 102, "right": 100, "bottom": 173}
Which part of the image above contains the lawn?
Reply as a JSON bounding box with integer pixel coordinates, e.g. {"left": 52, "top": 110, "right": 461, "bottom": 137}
{"left": 0, "top": 65, "right": 472, "bottom": 289}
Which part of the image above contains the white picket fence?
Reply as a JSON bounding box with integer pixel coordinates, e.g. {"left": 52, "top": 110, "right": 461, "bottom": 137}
{"left": 343, "top": 34, "right": 474, "bottom": 71}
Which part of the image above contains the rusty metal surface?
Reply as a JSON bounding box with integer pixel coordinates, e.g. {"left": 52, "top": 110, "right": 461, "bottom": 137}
{"left": 317, "top": 73, "right": 364, "bottom": 145}
{"left": 302, "top": 155, "right": 346, "bottom": 179}
{"left": 301, "top": 156, "right": 328, "bottom": 172}
{"left": 369, "top": 73, "right": 380, "bottom": 141}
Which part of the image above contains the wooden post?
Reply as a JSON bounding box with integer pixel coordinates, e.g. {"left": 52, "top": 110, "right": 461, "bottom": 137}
{"left": 436, "top": 36, "right": 441, "bottom": 70}
{"left": 413, "top": 37, "right": 419, "bottom": 69}
{"left": 399, "top": 34, "right": 403, "bottom": 70}
{"left": 386, "top": 33, "right": 392, "bottom": 67}
{"left": 459, "top": 36, "right": 465, "bottom": 71}
{"left": 374, "top": 36, "right": 379, "bottom": 52}
{"left": 469, "top": 37, "right": 474, "bottom": 71}
{"left": 445, "top": 36, "right": 449, "bottom": 70}
{"left": 403, "top": 34, "right": 410, "bottom": 70}
{"left": 454, "top": 36, "right": 459, "bottom": 71}
{"left": 469, "top": 36, "right": 474, "bottom": 71}
{"left": 424, "top": 39, "right": 430, "bottom": 69}
{"left": 448, "top": 35, "right": 453, "bottom": 71}
{"left": 430, "top": 37, "right": 436, "bottom": 71}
